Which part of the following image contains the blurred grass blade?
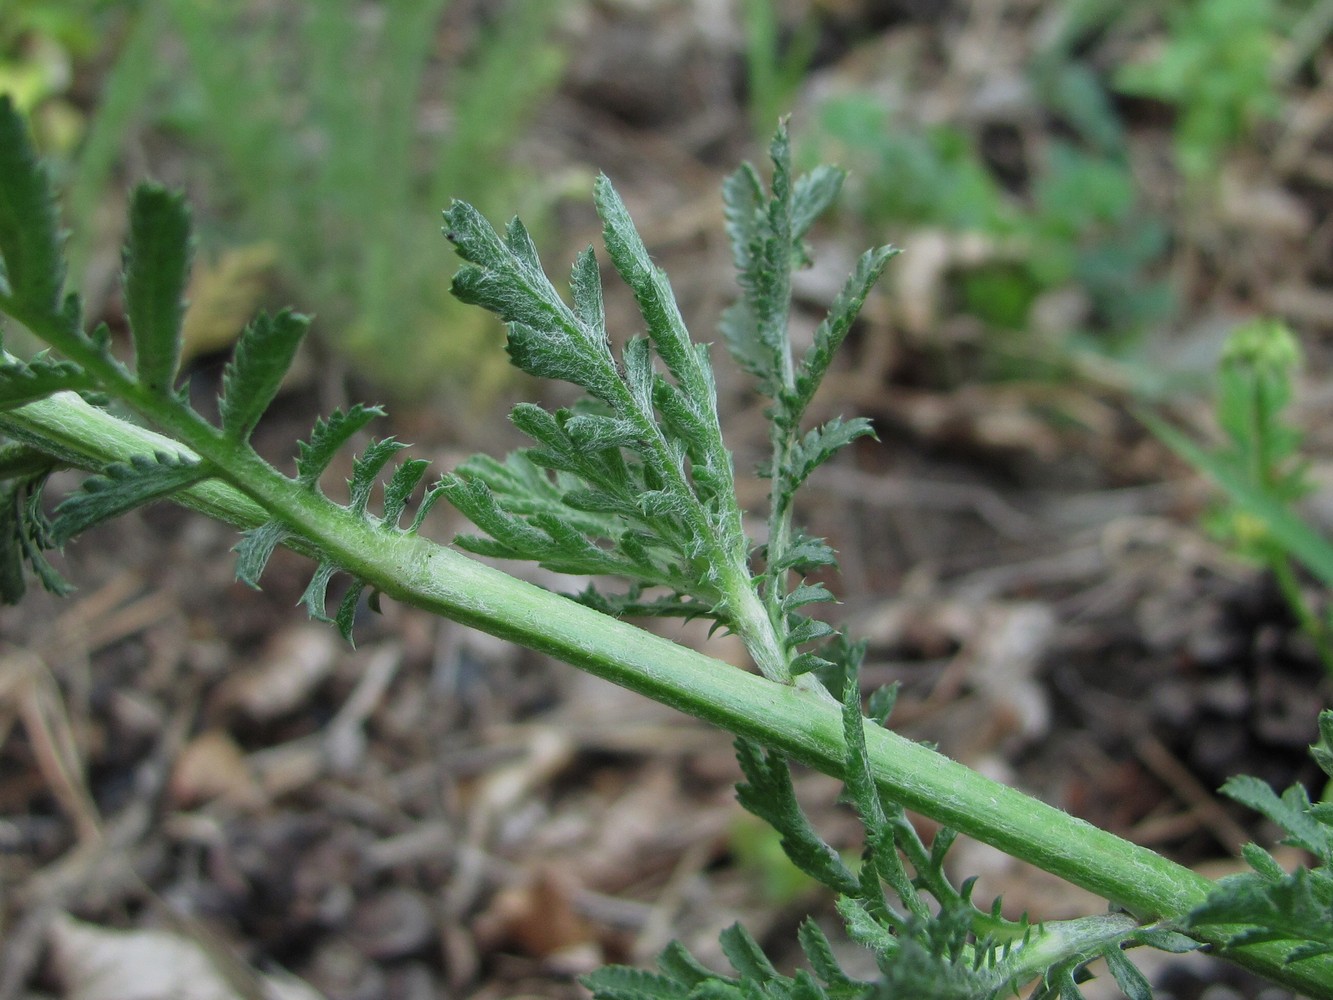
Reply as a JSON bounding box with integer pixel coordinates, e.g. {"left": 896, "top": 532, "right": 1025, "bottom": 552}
{"left": 1144, "top": 411, "right": 1333, "bottom": 587}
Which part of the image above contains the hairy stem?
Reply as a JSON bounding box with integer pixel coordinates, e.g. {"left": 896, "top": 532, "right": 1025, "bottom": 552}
{"left": 3, "top": 389, "right": 1331, "bottom": 997}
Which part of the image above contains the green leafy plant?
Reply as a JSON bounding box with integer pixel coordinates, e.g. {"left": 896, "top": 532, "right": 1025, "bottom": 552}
{"left": 43, "top": 0, "right": 566, "bottom": 399}
{"left": 1182, "top": 710, "right": 1333, "bottom": 966}
{"left": 741, "top": 0, "right": 820, "bottom": 143}
{"left": 3, "top": 98, "right": 1333, "bottom": 997}
{"left": 1114, "top": 0, "right": 1286, "bottom": 181}
{"left": 1146, "top": 318, "right": 1333, "bottom": 680}
{"left": 811, "top": 96, "right": 1171, "bottom": 361}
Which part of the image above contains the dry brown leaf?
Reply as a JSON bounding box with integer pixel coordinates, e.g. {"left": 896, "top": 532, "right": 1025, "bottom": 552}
{"left": 179, "top": 243, "right": 279, "bottom": 366}
{"left": 170, "top": 729, "right": 265, "bottom": 810}
{"left": 48, "top": 913, "right": 323, "bottom": 1000}
{"left": 473, "top": 867, "right": 600, "bottom": 964}
{"left": 213, "top": 626, "right": 339, "bottom": 724}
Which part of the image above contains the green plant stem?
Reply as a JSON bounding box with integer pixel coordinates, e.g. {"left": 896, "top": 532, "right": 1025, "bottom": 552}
{"left": 3, "top": 390, "right": 1331, "bottom": 997}
{"left": 1270, "top": 548, "right": 1333, "bottom": 680}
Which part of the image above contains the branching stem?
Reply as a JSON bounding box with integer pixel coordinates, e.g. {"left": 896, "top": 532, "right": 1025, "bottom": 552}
{"left": 3, "top": 388, "right": 1331, "bottom": 999}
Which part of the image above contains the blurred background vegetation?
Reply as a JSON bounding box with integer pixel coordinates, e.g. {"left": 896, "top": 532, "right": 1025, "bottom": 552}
{"left": 3, "top": 0, "right": 569, "bottom": 402}
{"left": 0, "top": 0, "right": 1327, "bottom": 407}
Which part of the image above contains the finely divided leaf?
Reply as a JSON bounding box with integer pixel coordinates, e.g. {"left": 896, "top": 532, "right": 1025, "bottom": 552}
{"left": 796, "top": 920, "right": 861, "bottom": 991}
{"left": 505, "top": 321, "right": 620, "bottom": 403}
{"left": 0, "top": 442, "right": 59, "bottom": 479}
{"left": 787, "top": 418, "right": 876, "bottom": 492}
{"left": 301, "top": 561, "right": 339, "bottom": 623}
{"left": 53, "top": 452, "right": 208, "bottom": 543}
{"left": 1314, "top": 711, "right": 1333, "bottom": 779}
{"left": 335, "top": 579, "right": 365, "bottom": 643}
{"left": 234, "top": 520, "right": 291, "bottom": 588}
{"left": 0, "top": 354, "right": 93, "bottom": 409}
{"left": 593, "top": 175, "right": 705, "bottom": 398}
{"left": 655, "top": 941, "right": 716, "bottom": 990}
{"left": 409, "top": 481, "right": 448, "bottom": 534}
{"left": 296, "top": 404, "right": 384, "bottom": 487}
{"left": 790, "top": 165, "right": 846, "bottom": 245}
{"left": 0, "top": 476, "right": 67, "bottom": 604}
{"left": 719, "top": 924, "right": 779, "bottom": 983}
{"left": 623, "top": 335, "right": 654, "bottom": 411}
{"left": 570, "top": 246, "right": 606, "bottom": 342}
{"left": 790, "top": 247, "right": 898, "bottom": 421}
{"left": 218, "top": 309, "right": 310, "bottom": 441}
{"left": 1189, "top": 867, "right": 1333, "bottom": 959}
{"left": 17, "top": 480, "right": 71, "bottom": 597}
{"left": 1103, "top": 947, "right": 1152, "bottom": 1000}
{"left": 348, "top": 438, "right": 409, "bottom": 515}
{"left": 841, "top": 677, "right": 888, "bottom": 838}
{"left": 0, "top": 481, "right": 25, "bottom": 603}
{"left": 124, "top": 184, "right": 192, "bottom": 393}
{"left": 0, "top": 95, "right": 65, "bottom": 314}
{"left": 445, "top": 201, "right": 606, "bottom": 372}
{"left": 582, "top": 964, "right": 693, "bottom": 1000}
{"left": 781, "top": 582, "right": 834, "bottom": 613}
{"left": 772, "top": 534, "right": 837, "bottom": 573}
{"left": 734, "top": 738, "right": 859, "bottom": 895}
{"left": 784, "top": 615, "right": 836, "bottom": 648}
{"left": 1220, "top": 775, "right": 1328, "bottom": 857}
{"left": 381, "top": 459, "right": 431, "bottom": 528}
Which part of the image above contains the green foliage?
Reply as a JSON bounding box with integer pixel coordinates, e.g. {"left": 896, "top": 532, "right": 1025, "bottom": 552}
{"left": 811, "top": 97, "right": 1171, "bottom": 356}
{"left": 217, "top": 309, "right": 310, "bottom": 443}
{"left": 741, "top": 0, "right": 820, "bottom": 141}
{"left": 589, "top": 661, "right": 1175, "bottom": 1000}
{"left": 0, "top": 88, "right": 66, "bottom": 316}
{"left": 52, "top": 450, "right": 208, "bottom": 544}
{"left": 441, "top": 125, "right": 890, "bottom": 685}
{"left": 1146, "top": 318, "right": 1333, "bottom": 677}
{"left": 6, "top": 95, "right": 1333, "bottom": 998}
{"left": 0, "top": 93, "right": 444, "bottom": 647}
{"left": 1115, "top": 0, "right": 1285, "bottom": 179}
{"left": 0, "top": 351, "right": 92, "bottom": 409}
{"left": 123, "top": 184, "right": 192, "bottom": 394}
{"left": 30, "top": 1, "right": 566, "bottom": 397}
{"left": 0, "top": 453, "right": 69, "bottom": 603}
{"left": 161, "top": 0, "right": 567, "bottom": 398}
{"left": 1186, "top": 710, "right": 1333, "bottom": 963}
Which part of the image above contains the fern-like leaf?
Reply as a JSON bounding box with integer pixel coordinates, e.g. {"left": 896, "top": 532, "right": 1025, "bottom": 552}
{"left": 1219, "top": 775, "right": 1329, "bottom": 859}
{"left": 53, "top": 452, "right": 208, "bottom": 543}
{"left": 348, "top": 438, "right": 409, "bottom": 515}
{"left": 1183, "top": 710, "right": 1333, "bottom": 966}
{"left": 218, "top": 309, "right": 310, "bottom": 441}
{"left": 789, "top": 247, "right": 898, "bottom": 424}
{"left": 294, "top": 404, "right": 384, "bottom": 487}
{"left": 581, "top": 965, "right": 692, "bottom": 1000}
{"left": 0, "top": 354, "right": 94, "bottom": 410}
{"left": 334, "top": 579, "right": 365, "bottom": 643}
{"left": 1, "top": 473, "right": 71, "bottom": 603}
{"left": 0, "top": 95, "right": 65, "bottom": 315}
{"left": 124, "top": 184, "right": 192, "bottom": 394}
{"left": 1103, "top": 946, "right": 1153, "bottom": 1000}
{"left": 0, "top": 481, "right": 26, "bottom": 603}
{"left": 734, "top": 737, "right": 859, "bottom": 895}
{"left": 381, "top": 458, "right": 430, "bottom": 529}
{"left": 300, "top": 561, "right": 339, "bottom": 623}
{"left": 234, "top": 520, "right": 291, "bottom": 588}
